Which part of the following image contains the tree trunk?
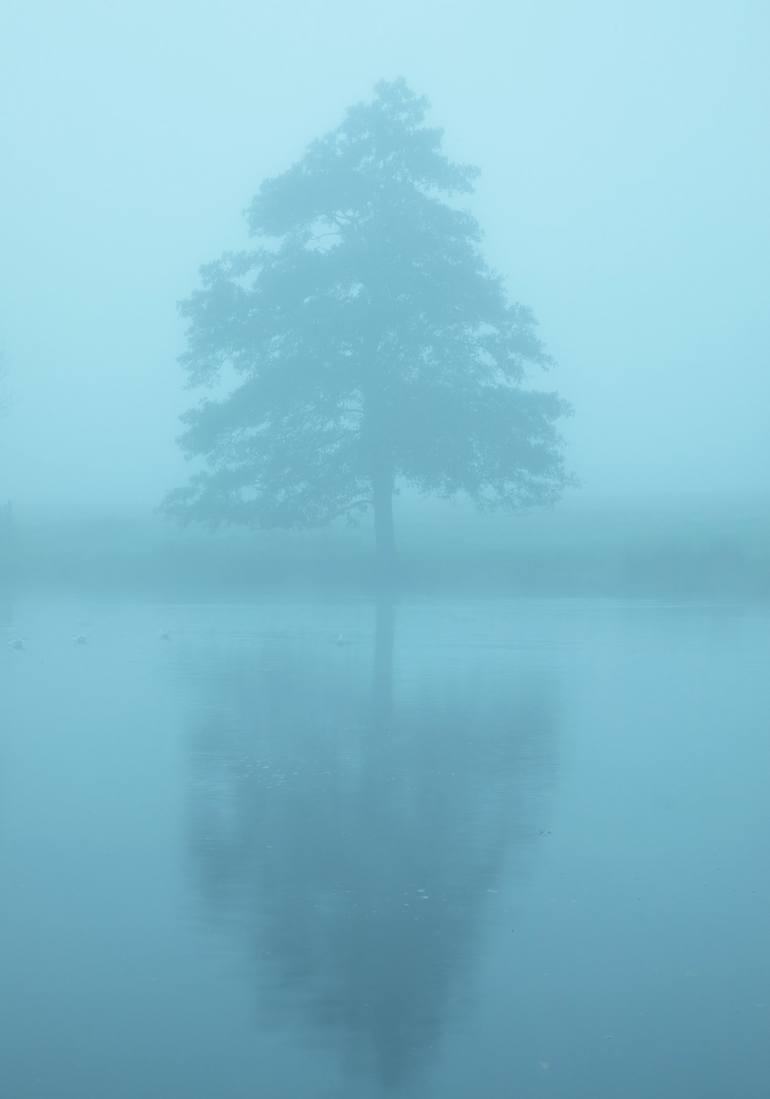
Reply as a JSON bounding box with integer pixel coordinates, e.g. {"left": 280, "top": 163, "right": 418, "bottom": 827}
{"left": 372, "top": 464, "right": 397, "bottom": 587}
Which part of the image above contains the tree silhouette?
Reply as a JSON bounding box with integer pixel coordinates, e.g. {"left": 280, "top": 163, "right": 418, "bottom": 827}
{"left": 167, "top": 80, "right": 571, "bottom": 580}
{"left": 183, "top": 603, "right": 559, "bottom": 1090}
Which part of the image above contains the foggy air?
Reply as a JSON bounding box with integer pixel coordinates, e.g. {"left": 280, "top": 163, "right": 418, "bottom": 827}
{"left": 2, "top": 3, "right": 769, "bottom": 1097}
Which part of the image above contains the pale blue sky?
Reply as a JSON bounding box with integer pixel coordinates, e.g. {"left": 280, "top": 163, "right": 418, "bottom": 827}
{"left": 1, "top": 0, "right": 768, "bottom": 515}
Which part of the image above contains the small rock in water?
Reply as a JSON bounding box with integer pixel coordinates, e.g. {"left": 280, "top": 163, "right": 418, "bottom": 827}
{"left": 159, "top": 632, "right": 171, "bottom": 642}
{"left": 74, "top": 635, "right": 87, "bottom": 646}
{"left": 334, "top": 634, "right": 345, "bottom": 646}
{"left": 10, "top": 638, "right": 24, "bottom": 651}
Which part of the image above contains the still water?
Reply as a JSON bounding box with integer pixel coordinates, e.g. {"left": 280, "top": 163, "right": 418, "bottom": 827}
{"left": 1, "top": 597, "right": 768, "bottom": 1097}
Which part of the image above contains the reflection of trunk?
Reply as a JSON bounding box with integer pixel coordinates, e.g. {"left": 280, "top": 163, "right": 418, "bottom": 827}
{"left": 371, "top": 595, "right": 395, "bottom": 729}
{"left": 372, "top": 464, "right": 397, "bottom": 585}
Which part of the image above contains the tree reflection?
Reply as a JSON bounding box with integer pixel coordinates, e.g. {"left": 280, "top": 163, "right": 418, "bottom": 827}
{"left": 185, "top": 601, "right": 559, "bottom": 1089}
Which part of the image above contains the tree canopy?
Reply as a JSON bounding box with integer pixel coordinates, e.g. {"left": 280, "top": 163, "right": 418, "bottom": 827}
{"left": 167, "top": 79, "right": 571, "bottom": 574}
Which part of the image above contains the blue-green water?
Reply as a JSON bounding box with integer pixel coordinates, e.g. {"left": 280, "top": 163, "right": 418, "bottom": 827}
{"left": 1, "top": 597, "right": 769, "bottom": 1097}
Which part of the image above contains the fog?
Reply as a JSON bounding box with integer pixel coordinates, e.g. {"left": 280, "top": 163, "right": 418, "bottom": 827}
{"left": 3, "top": 7, "right": 770, "bottom": 1098}
{"left": 2, "top": 0, "right": 768, "bottom": 530}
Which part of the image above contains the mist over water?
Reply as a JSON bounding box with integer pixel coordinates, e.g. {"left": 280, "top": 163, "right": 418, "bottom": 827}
{"left": 2, "top": 3, "right": 769, "bottom": 1097}
{"left": 2, "top": 599, "right": 769, "bottom": 1097}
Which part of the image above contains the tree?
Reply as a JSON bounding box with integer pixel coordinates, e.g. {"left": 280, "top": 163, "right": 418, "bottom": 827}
{"left": 167, "top": 79, "right": 571, "bottom": 580}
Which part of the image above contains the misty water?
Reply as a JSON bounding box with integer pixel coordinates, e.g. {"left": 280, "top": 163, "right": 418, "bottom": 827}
{"left": 2, "top": 595, "right": 768, "bottom": 1098}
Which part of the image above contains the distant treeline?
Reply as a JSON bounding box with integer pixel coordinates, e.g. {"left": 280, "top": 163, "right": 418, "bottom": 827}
{"left": 4, "top": 500, "right": 769, "bottom": 599}
{"left": 0, "top": 502, "right": 13, "bottom": 572}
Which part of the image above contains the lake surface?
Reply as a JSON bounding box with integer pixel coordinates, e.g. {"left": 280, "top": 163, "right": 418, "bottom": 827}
{"left": 1, "top": 596, "right": 769, "bottom": 1097}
